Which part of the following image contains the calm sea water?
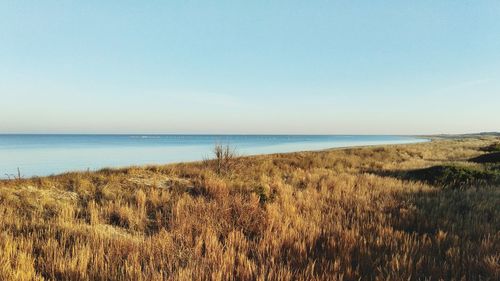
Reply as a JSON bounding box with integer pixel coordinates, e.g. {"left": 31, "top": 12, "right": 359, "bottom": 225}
{"left": 0, "top": 135, "right": 427, "bottom": 179}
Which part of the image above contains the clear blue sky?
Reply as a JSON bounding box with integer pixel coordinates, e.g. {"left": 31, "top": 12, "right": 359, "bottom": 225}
{"left": 1, "top": 0, "right": 499, "bottom": 134}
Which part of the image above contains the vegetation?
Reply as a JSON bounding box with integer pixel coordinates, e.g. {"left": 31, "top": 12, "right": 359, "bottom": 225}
{"left": 470, "top": 152, "right": 500, "bottom": 164}
{"left": 0, "top": 137, "right": 499, "bottom": 280}
{"left": 481, "top": 142, "right": 500, "bottom": 152}
{"left": 203, "top": 144, "right": 239, "bottom": 175}
{"left": 404, "top": 164, "right": 500, "bottom": 189}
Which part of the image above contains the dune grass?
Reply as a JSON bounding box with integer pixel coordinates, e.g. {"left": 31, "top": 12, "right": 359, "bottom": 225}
{"left": 0, "top": 137, "right": 499, "bottom": 280}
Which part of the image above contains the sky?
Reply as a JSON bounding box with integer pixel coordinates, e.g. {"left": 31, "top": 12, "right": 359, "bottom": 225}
{"left": 0, "top": 0, "right": 499, "bottom": 135}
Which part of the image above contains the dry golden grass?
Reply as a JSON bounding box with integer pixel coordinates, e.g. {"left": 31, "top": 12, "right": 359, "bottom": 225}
{"left": 0, "top": 137, "right": 499, "bottom": 280}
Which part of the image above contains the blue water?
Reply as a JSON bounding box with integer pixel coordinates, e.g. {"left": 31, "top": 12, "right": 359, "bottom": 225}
{"left": 0, "top": 135, "right": 427, "bottom": 179}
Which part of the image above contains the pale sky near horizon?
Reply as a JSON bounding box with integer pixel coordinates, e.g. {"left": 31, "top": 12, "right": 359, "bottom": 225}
{"left": 1, "top": 0, "right": 499, "bottom": 134}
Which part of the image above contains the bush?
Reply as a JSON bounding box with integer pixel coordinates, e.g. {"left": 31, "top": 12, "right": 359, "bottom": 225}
{"left": 405, "top": 164, "right": 499, "bottom": 189}
{"left": 206, "top": 144, "right": 239, "bottom": 175}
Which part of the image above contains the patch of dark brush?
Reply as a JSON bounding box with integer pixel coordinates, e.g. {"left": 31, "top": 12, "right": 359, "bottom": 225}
{"left": 480, "top": 143, "right": 500, "bottom": 152}
{"left": 469, "top": 152, "right": 500, "bottom": 164}
{"left": 404, "top": 165, "right": 499, "bottom": 189}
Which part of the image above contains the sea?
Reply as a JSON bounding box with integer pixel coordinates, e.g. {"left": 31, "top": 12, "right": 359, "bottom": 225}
{"left": 0, "top": 134, "right": 427, "bottom": 179}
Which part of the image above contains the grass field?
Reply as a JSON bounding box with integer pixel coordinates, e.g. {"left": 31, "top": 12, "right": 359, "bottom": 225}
{"left": 0, "top": 137, "right": 499, "bottom": 280}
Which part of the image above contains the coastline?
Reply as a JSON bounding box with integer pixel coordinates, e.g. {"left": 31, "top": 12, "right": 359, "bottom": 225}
{"left": 0, "top": 135, "right": 428, "bottom": 179}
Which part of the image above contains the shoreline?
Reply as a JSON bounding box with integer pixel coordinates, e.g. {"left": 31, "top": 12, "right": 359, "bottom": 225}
{"left": 0, "top": 136, "right": 430, "bottom": 181}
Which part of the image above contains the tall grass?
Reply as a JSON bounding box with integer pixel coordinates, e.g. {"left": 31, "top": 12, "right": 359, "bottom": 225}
{"left": 0, "top": 137, "right": 498, "bottom": 280}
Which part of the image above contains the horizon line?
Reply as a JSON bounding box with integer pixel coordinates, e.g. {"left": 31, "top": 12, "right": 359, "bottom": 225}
{"left": 0, "top": 132, "right": 497, "bottom": 136}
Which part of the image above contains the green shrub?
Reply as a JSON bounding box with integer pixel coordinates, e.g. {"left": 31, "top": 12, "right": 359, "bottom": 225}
{"left": 405, "top": 164, "right": 499, "bottom": 189}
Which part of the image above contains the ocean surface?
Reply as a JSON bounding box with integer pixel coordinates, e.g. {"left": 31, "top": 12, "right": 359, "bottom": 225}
{"left": 0, "top": 135, "right": 427, "bottom": 179}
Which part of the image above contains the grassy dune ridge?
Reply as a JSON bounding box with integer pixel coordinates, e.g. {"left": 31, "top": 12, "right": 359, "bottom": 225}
{"left": 0, "top": 137, "right": 499, "bottom": 280}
